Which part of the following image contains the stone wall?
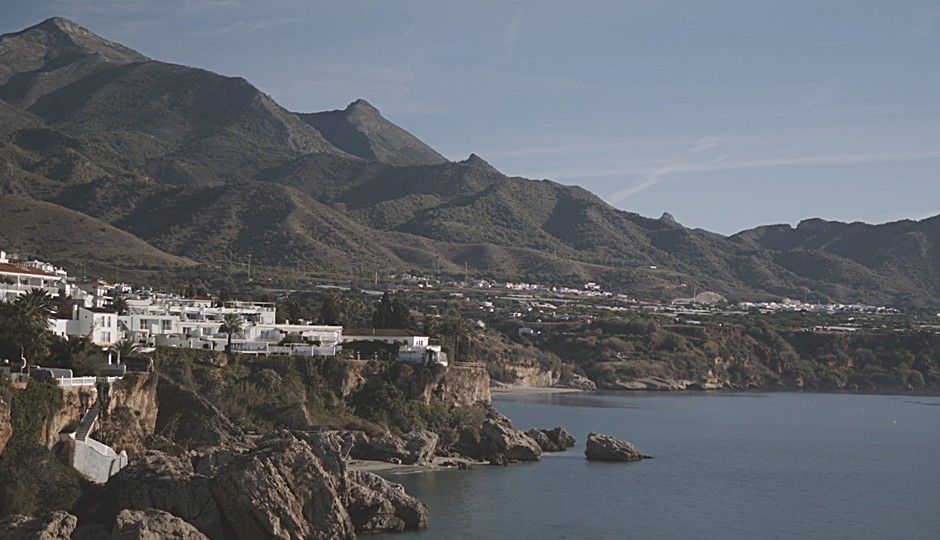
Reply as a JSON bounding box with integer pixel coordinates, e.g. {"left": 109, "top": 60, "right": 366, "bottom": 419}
{"left": 68, "top": 435, "right": 128, "bottom": 483}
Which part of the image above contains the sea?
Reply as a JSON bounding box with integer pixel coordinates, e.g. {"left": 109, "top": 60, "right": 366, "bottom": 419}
{"left": 381, "top": 391, "right": 940, "bottom": 539}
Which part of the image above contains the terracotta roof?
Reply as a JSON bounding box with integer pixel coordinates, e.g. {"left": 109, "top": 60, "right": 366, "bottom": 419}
{"left": 0, "top": 261, "right": 58, "bottom": 278}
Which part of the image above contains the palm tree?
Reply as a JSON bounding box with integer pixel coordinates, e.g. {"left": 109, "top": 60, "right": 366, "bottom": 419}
{"left": 14, "top": 288, "right": 56, "bottom": 321}
{"left": 3, "top": 289, "right": 57, "bottom": 361}
{"left": 110, "top": 338, "right": 141, "bottom": 362}
{"left": 441, "top": 315, "right": 476, "bottom": 363}
{"left": 219, "top": 313, "right": 243, "bottom": 353}
{"left": 111, "top": 296, "right": 128, "bottom": 316}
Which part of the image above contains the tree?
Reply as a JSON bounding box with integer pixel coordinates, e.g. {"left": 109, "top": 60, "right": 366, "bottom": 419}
{"left": 219, "top": 313, "right": 243, "bottom": 353}
{"left": 372, "top": 292, "right": 393, "bottom": 328}
{"left": 111, "top": 295, "right": 128, "bottom": 316}
{"left": 15, "top": 289, "right": 56, "bottom": 322}
{"left": 372, "top": 292, "right": 415, "bottom": 329}
{"left": 319, "top": 294, "right": 343, "bottom": 326}
{"left": 439, "top": 315, "right": 476, "bottom": 363}
{"left": 109, "top": 338, "right": 141, "bottom": 362}
{"left": 0, "top": 289, "right": 57, "bottom": 361}
{"left": 217, "top": 288, "right": 231, "bottom": 307}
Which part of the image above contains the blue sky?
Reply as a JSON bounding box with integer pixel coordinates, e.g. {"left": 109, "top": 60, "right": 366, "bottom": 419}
{"left": 4, "top": 1, "right": 939, "bottom": 234}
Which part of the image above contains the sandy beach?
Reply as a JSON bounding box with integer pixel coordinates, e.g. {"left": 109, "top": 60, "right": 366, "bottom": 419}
{"left": 490, "top": 385, "right": 585, "bottom": 396}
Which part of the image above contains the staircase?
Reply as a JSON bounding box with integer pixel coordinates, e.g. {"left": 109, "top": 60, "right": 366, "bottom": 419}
{"left": 75, "top": 403, "right": 100, "bottom": 442}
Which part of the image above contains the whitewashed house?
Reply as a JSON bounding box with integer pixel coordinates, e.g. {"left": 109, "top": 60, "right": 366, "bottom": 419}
{"left": 0, "top": 251, "right": 70, "bottom": 302}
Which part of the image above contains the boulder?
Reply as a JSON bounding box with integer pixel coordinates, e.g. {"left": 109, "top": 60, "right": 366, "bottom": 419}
{"left": 348, "top": 430, "right": 438, "bottom": 465}
{"left": 104, "top": 451, "right": 225, "bottom": 539}
{"left": 479, "top": 411, "right": 542, "bottom": 462}
{"left": 345, "top": 471, "right": 428, "bottom": 533}
{"left": 525, "top": 426, "right": 576, "bottom": 452}
{"left": 210, "top": 435, "right": 355, "bottom": 540}
{"left": 558, "top": 374, "right": 597, "bottom": 391}
{"left": 0, "top": 511, "right": 78, "bottom": 539}
{"left": 112, "top": 509, "right": 208, "bottom": 540}
{"left": 584, "top": 432, "right": 651, "bottom": 462}
{"left": 97, "top": 432, "right": 427, "bottom": 540}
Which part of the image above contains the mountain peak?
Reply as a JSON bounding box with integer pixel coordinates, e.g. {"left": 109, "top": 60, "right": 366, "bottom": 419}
{"left": 660, "top": 212, "right": 678, "bottom": 224}
{"left": 348, "top": 98, "right": 379, "bottom": 113}
{"left": 300, "top": 100, "right": 447, "bottom": 166}
{"left": 0, "top": 16, "right": 148, "bottom": 99}
{"left": 13, "top": 16, "right": 148, "bottom": 63}
{"left": 460, "top": 153, "right": 500, "bottom": 173}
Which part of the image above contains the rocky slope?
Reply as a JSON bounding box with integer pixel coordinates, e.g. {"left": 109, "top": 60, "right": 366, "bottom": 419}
{"left": 0, "top": 18, "right": 938, "bottom": 305}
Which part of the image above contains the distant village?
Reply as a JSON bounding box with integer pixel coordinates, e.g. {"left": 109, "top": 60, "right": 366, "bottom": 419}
{"left": 1, "top": 248, "right": 906, "bottom": 388}
{"left": 0, "top": 250, "right": 449, "bottom": 389}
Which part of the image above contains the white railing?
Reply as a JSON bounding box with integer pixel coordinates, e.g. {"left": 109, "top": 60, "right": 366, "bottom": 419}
{"left": 56, "top": 376, "right": 123, "bottom": 387}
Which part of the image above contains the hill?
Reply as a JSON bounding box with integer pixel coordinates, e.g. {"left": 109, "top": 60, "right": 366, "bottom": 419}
{"left": 0, "top": 17, "right": 938, "bottom": 307}
{"left": 300, "top": 99, "right": 447, "bottom": 166}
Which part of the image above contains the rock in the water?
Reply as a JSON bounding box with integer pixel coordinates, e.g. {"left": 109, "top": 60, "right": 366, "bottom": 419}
{"left": 112, "top": 509, "right": 209, "bottom": 540}
{"left": 348, "top": 430, "right": 438, "bottom": 465}
{"left": 479, "top": 411, "right": 542, "bottom": 462}
{"left": 0, "top": 511, "right": 78, "bottom": 539}
{"left": 525, "top": 427, "right": 576, "bottom": 452}
{"left": 346, "top": 471, "right": 428, "bottom": 533}
{"left": 584, "top": 432, "right": 651, "bottom": 462}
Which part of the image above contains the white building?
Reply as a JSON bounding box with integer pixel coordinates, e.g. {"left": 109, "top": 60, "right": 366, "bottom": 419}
{"left": 72, "top": 306, "right": 119, "bottom": 346}
{"left": 0, "top": 251, "right": 70, "bottom": 303}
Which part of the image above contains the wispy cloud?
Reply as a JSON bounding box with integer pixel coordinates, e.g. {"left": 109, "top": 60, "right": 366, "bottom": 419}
{"left": 605, "top": 150, "right": 940, "bottom": 204}
{"left": 504, "top": 10, "right": 525, "bottom": 49}
{"left": 907, "top": 7, "right": 940, "bottom": 38}
{"left": 690, "top": 136, "right": 721, "bottom": 153}
{"left": 801, "top": 77, "right": 844, "bottom": 108}
{"left": 202, "top": 18, "right": 299, "bottom": 36}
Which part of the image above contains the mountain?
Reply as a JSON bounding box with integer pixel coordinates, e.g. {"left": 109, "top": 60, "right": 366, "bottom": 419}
{"left": 300, "top": 99, "right": 447, "bottom": 166}
{"left": 0, "top": 18, "right": 938, "bottom": 307}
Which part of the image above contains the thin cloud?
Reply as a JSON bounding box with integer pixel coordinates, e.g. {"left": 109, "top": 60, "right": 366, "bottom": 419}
{"left": 504, "top": 11, "right": 525, "bottom": 49}
{"left": 691, "top": 136, "right": 721, "bottom": 153}
{"left": 605, "top": 150, "right": 940, "bottom": 204}
{"left": 907, "top": 7, "right": 940, "bottom": 38}
{"left": 203, "top": 18, "right": 299, "bottom": 36}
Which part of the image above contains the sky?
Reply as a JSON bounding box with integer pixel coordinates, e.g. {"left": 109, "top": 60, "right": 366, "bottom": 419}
{"left": 3, "top": 0, "right": 940, "bottom": 235}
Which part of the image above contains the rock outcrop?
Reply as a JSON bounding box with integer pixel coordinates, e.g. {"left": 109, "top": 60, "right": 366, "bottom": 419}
{"left": 525, "top": 427, "right": 576, "bottom": 452}
{"left": 94, "top": 431, "right": 426, "bottom": 539}
{"left": 584, "top": 432, "right": 651, "bottom": 462}
{"left": 0, "top": 510, "right": 78, "bottom": 539}
{"left": 456, "top": 406, "right": 541, "bottom": 462}
{"left": 346, "top": 471, "right": 429, "bottom": 533}
{"left": 154, "top": 377, "right": 248, "bottom": 449}
{"left": 112, "top": 509, "right": 209, "bottom": 540}
{"left": 0, "top": 396, "right": 11, "bottom": 457}
{"left": 347, "top": 430, "right": 438, "bottom": 465}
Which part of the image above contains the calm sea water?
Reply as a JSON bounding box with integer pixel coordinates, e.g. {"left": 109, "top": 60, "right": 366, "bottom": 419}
{"left": 381, "top": 392, "right": 940, "bottom": 539}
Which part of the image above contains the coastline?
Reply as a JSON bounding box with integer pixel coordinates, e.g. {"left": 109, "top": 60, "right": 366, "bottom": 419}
{"left": 489, "top": 385, "right": 585, "bottom": 396}
{"left": 348, "top": 455, "right": 484, "bottom": 474}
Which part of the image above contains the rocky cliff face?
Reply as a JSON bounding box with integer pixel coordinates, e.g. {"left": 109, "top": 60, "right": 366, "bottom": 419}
{"left": 84, "top": 431, "right": 426, "bottom": 539}
{"left": 40, "top": 386, "right": 85, "bottom": 449}
{"left": 0, "top": 397, "right": 10, "bottom": 457}
{"left": 441, "top": 366, "right": 491, "bottom": 406}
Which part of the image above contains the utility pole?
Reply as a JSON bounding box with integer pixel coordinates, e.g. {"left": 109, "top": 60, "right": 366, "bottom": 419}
{"left": 247, "top": 254, "right": 252, "bottom": 282}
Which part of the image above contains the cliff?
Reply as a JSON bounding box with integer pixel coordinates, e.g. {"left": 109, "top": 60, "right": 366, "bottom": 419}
{"left": 0, "top": 397, "right": 10, "bottom": 457}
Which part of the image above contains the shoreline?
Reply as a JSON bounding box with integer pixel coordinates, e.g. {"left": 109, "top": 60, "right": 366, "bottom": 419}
{"left": 348, "top": 455, "right": 485, "bottom": 474}
{"left": 489, "top": 385, "right": 585, "bottom": 396}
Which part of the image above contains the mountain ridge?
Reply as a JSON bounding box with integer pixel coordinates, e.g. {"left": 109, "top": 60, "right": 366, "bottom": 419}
{"left": 1, "top": 17, "right": 938, "bottom": 307}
